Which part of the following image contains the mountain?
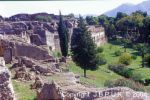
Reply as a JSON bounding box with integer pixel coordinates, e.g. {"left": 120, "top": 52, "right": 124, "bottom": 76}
{"left": 105, "top": 0, "right": 150, "bottom": 17}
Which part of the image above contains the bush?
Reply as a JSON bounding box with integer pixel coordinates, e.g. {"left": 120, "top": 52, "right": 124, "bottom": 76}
{"left": 144, "top": 79, "right": 150, "bottom": 86}
{"left": 53, "top": 51, "right": 62, "bottom": 58}
{"left": 118, "top": 53, "right": 132, "bottom": 65}
{"left": 114, "top": 50, "right": 122, "bottom": 56}
{"left": 97, "top": 47, "right": 104, "bottom": 53}
{"left": 108, "top": 64, "right": 132, "bottom": 78}
{"left": 104, "top": 78, "right": 146, "bottom": 92}
{"left": 144, "top": 54, "right": 150, "bottom": 67}
{"left": 130, "top": 73, "right": 142, "bottom": 82}
{"left": 133, "top": 44, "right": 138, "bottom": 50}
{"left": 131, "top": 55, "right": 137, "bottom": 60}
{"left": 97, "top": 53, "right": 107, "bottom": 65}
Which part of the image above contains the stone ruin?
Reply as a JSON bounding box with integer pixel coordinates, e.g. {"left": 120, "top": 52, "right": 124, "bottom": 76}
{"left": 13, "top": 64, "right": 35, "bottom": 81}
{"left": 36, "top": 80, "right": 150, "bottom": 100}
{"left": 10, "top": 56, "right": 66, "bottom": 82}
{"left": 36, "top": 81, "right": 65, "bottom": 100}
{"left": 31, "top": 76, "right": 43, "bottom": 90}
{"left": 0, "top": 57, "right": 15, "bottom": 100}
{"left": 0, "top": 35, "right": 54, "bottom": 64}
{"left": 33, "top": 71, "right": 150, "bottom": 100}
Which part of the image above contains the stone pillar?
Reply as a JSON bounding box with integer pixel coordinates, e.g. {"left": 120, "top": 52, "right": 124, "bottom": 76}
{"left": 4, "top": 47, "right": 13, "bottom": 64}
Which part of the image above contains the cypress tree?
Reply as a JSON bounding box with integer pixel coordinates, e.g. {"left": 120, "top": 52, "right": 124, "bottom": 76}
{"left": 58, "top": 12, "right": 69, "bottom": 57}
{"left": 71, "top": 16, "right": 98, "bottom": 77}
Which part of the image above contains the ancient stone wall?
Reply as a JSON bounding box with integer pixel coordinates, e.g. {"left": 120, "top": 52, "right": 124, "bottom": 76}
{"left": 0, "top": 37, "right": 53, "bottom": 63}
{"left": 0, "top": 57, "right": 15, "bottom": 100}
{"left": 14, "top": 42, "right": 52, "bottom": 60}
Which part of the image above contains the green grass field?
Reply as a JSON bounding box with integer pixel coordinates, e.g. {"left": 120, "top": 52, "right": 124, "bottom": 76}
{"left": 12, "top": 80, "right": 36, "bottom": 100}
{"left": 68, "top": 41, "right": 150, "bottom": 91}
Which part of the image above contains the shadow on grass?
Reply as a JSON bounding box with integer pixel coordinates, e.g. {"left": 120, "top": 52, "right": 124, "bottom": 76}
{"left": 131, "top": 51, "right": 140, "bottom": 56}
{"left": 108, "top": 40, "right": 123, "bottom": 46}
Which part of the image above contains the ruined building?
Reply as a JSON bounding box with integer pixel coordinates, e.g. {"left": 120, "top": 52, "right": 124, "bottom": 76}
{"left": 0, "top": 35, "right": 53, "bottom": 64}
{"left": 88, "top": 25, "right": 107, "bottom": 46}
{"left": 0, "top": 13, "right": 106, "bottom": 55}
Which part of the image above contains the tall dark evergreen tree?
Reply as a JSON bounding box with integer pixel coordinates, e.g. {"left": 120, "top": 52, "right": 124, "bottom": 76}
{"left": 58, "top": 12, "right": 69, "bottom": 57}
{"left": 71, "top": 16, "right": 98, "bottom": 77}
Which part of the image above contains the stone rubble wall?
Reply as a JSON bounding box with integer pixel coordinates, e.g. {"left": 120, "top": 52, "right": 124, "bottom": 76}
{"left": 0, "top": 57, "right": 15, "bottom": 100}
{"left": 14, "top": 42, "right": 52, "bottom": 60}
{"left": 0, "top": 37, "right": 53, "bottom": 63}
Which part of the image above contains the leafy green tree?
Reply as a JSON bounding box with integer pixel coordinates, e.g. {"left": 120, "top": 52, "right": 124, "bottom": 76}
{"left": 116, "top": 12, "right": 127, "bottom": 21}
{"left": 86, "top": 16, "right": 98, "bottom": 25}
{"left": 132, "top": 10, "right": 147, "bottom": 17}
{"left": 144, "top": 54, "right": 150, "bottom": 67}
{"left": 122, "top": 38, "right": 130, "bottom": 52}
{"left": 136, "top": 43, "right": 148, "bottom": 67}
{"left": 143, "top": 16, "right": 150, "bottom": 44}
{"left": 71, "top": 16, "right": 99, "bottom": 77}
{"left": 116, "top": 13, "right": 144, "bottom": 43}
{"left": 98, "top": 15, "right": 109, "bottom": 27}
{"left": 58, "top": 12, "right": 69, "bottom": 57}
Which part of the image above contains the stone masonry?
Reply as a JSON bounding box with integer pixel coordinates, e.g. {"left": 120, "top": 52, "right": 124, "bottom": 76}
{"left": 0, "top": 57, "right": 16, "bottom": 100}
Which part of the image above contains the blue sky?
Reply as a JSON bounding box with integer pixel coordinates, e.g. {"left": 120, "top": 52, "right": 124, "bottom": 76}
{"left": 0, "top": 0, "right": 148, "bottom": 17}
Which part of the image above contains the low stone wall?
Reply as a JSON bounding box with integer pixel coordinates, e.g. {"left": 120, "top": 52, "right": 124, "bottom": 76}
{"left": 0, "top": 37, "right": 53, "bottom": 63}
{"left": 0, "top": 57, "right": 15, "bottom": 100}
{"left": 14, "top": 42, "right": 52, "bottom": 60}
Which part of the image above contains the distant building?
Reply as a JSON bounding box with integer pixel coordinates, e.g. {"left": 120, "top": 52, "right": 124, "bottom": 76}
{"left": 32, "top": 28, "right": 56, "bottom": 51}
{"left": 88, "top": 25, "right": 107, "bottom": 46}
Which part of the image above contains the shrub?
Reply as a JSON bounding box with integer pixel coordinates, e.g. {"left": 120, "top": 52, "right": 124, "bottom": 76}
{"left": 144, "top": 54, "right": 150, "bottom": 67}
{"left": 108, "top": 64, "right": 132, "bottom": 78}
{"left": 133, "top": 44, "right": 138, "bottom": 50}
{"left": 131, "top": 55, "right": 137, "bottom": 60}
{"left": 144, "top": 79, "right": 150, "bottom": 86}
{"left": 97, "top": 47, "right": 104, "bottom": 53}
{"left": 116, "top": 39, "right": 122, "bottom": 44}
{"left": 118, "top": 53, "right": 132, "bottom": 65}
{"left": 114, "top": 50, "right": 122, "bottom": 56}
{"left": 105, "top": 78, "right": 146, "bottom": 92}
{"left": 97, "top": 53, "right": 107, "bottom": 65}
{"left": 130, "top": 73, "right": 142, "bottom": 82}
{"left": 53, "top": 51, "right": 62, "bottom": 58}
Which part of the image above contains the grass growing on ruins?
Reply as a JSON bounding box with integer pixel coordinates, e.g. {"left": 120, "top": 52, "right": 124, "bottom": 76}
{"left": 5, "top": 64, "right": 36, "bottom": 100}
{"left": 12, "top": 80, "right": 36, "bottom": 100}
{"left": 68, "top": 41, "right": 150, "bottom": 91}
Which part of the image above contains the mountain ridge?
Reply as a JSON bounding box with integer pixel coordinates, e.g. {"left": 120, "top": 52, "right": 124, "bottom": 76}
{"left": 104, "top": 0, "right": 150, "bottom": 17}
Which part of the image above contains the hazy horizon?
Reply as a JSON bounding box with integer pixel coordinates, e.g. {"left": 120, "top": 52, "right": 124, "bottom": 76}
{"left": 0, "top": 0, "right": 148, "bottom": 17}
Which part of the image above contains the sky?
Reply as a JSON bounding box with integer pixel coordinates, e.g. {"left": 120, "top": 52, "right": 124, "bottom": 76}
{"left": 0, "top": 0, "right": 148, "bottom": 17}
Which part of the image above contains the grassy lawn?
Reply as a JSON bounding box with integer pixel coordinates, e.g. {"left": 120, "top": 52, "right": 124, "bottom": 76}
{"left": 12, "top": 80, "right": 36, "bottom": 100}
{"left": 68, "top": 41, "right": 150, "bottom": 91}
{"left": 69, "top": 61, "right": 121, "bottom": 87}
